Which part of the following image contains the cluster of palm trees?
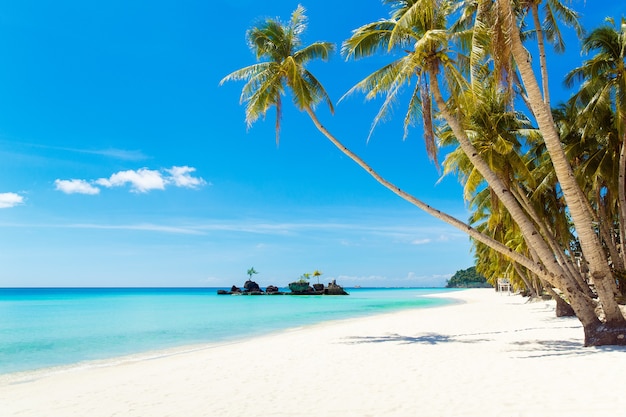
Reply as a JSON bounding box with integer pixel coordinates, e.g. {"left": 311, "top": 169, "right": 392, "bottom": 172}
{"left": 221, "top": 1, "right": 626, "bottom": 346}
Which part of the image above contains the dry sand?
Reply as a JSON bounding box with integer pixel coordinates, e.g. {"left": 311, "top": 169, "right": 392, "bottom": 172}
{"left": 2, "top": 288, "right": 625, "bottom": 417}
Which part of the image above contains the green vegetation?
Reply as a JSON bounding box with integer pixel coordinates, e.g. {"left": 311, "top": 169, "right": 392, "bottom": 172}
{"left": 446, "top": 267, "right": 491, "bottom": 288}
{"left": 246, "top": 267, "right": 258, "bottom": 280}
{"left": 297, "top": 272, "right": 311, "bottom": 284}
{"left": 222, "top": 3, "right": 626, "bottom": 345}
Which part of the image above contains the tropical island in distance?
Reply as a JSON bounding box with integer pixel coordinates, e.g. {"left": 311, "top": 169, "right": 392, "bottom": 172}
{"left": 217, "top": 268, "right": 349, "bottom": 295}
{"left": 217, "top": 266, "right": 491, "bottom": 293}
{"left": 445, "top": 267, "right": 492, "bottom": 288}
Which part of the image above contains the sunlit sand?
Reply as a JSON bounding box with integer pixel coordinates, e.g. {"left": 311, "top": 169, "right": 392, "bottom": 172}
{"left": 2, "top": 288, "right": 624, "bottom": 417}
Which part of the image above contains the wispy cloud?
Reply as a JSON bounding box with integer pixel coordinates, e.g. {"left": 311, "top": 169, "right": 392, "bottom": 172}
{"left": 404, "top": 272, "right": 452, "bottom": 286}
{"left": 67, "top": 223, "right": 205, "bottom": 235}
{"left": 55, "top": 165, "right": 207, "bottom": 195}
{"left": 0, "top": 216, "right": 465, "bottom": 241}
{"left": 0, "top": 221, "right": 206, "bottom": 235}
{"left": 0, "top": 192, "right": 24, "bottom": 208}
{"left": 0, "top": 140, "right": 149, "bottom": 162}
{"left": 85, "top": 148, "right": 148, "bottom": 161}
{"left": 336, "top": 272, "right": 453, "bottom": 287}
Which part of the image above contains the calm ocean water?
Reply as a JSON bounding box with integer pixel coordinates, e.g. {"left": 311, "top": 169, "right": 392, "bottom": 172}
{"left": 0, "top": 287, "right": 457, "bottom": 375}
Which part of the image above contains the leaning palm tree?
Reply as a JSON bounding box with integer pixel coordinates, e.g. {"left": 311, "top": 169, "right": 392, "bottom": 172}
{"left": 565, "top": 18, "right": 626, "bottom": 272}
{"left": 341, "top": 0, "right": 626, "bottom": 344}
{"left": 555, "top": 99, "right": 625, "bottom": 294}
{"left": 518, "top": 0, "right": 584, "bottom": 108}
{"left": 220, "top": 5, "right": 334, "bottom": 146}
{"left": 220, "top": 5, "right": 552, "bottom": 286}
{"left": 221, "top": 4, "right": 626, "bottom": 345}
{"left": 497, "top": 0, "right": 624, "bottom": 334}
{"left": 342, "top": 0, "right": 577, "bottom": 297}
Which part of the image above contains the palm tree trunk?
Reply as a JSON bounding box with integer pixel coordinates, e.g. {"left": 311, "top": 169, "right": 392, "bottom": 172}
{"left": 498, "top": 0, "right": 625, "bottom": 326}
{"left": 531, "top": 2, "right": 551, "bottom": 107}
{"left": 544, "top": 287, "right": 576, "bottom": 316}
{"left": 429, "top": 73, "right": 572, "bottom": 286}
{"left": 512, "top": 263, "right": 538, "bottom": 298}
{"left": 303, "top": 105, "right": 556, "bottom": 283}
{"left": 618, "top": 134, "right": 626, "bottom": 267}
{"left": 307, "top": 99, "right": 608, "bottom": 341}
{"left": 428, "top": 66, "right": 623, "bottom": 343}
{"left": 509, "top": 184, "right": 590, "bottom": 294}
{"left": 595, "top": 187, "right": 624, "bottom": 275}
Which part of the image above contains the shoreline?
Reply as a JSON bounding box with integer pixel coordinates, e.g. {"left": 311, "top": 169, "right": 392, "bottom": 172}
{"left": 2, "top": 288, "right": 625, "bottom": 416}
{"left": 0, "top": 287, "right": 452, "bottom": 376}
{"left": 0, "top": 289, "right": 454, "bottom": 383}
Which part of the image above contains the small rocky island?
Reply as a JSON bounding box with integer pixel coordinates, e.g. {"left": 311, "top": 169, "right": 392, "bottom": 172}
{"left": 217, "top": 279, "right": 348, "bottom": 296}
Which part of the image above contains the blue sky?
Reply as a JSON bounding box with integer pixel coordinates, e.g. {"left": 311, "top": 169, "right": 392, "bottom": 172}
{"left": 0, "top": 1, "right": 621, "bottom": 288}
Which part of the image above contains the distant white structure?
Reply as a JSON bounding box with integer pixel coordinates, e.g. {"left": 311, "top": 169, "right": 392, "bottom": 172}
{"left": 497, "top": 278, "right": 512, "bottom": 293}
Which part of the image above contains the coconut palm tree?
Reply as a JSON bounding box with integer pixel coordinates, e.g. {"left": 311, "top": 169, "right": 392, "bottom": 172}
{"left": 341, "top": 0, "right": 626, "bottom": 344}
{"left": 565, "top": 18, "right": 626, "bottom": 275}
{"left": 554, "top": 99, "right": 625, "bottom": 294}
{"left": 518, "top": 0, "right": 584, "bottom": 107}
{"left": 222, "top": 3, "right": 626, "bottom": 344}
{"left": 247, "top": 267, "right": 258, "bottom": 280}
{"left": 219, "top": 5, "right": 334, "bottom": 146}
{"left": 343, "top": 1, "right": 574, "bottom": 286}
{"left": 220, "top": 5, "right": 554, "bottom": 285}
{"left": 497, "top": 0, "right": 625, "bottom": 337}
{"left": 441, "top": 78, "right": 583, "bottom": 305}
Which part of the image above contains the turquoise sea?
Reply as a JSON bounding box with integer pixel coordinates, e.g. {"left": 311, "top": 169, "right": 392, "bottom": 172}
{"left": 0, "top": 287, "right": 457, "bottom": 375}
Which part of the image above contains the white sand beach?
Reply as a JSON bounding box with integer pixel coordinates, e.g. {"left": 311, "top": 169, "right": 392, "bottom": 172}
{"left": 2, "top": 288, "right": 625, "bottom": 417}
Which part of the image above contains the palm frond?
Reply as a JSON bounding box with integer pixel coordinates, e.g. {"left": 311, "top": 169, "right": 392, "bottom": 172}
{"left": 294, "top": 42, "right": 335, "bottom": 65}
{"left": 341, "top": 20, "right": 398, "bottom": 60}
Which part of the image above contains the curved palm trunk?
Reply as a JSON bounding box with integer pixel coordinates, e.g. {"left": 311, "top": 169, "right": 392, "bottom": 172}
{"left": 498, "top": 0, "right": 625, "bottom": 327}
{"left": 512, "top": 262, "right": 538, "bottom": 298}
{"left": 303, "top": 105, "right": 556, "bottom": 283}
{"left": 429, "top": 75, "right": 565, "bottom": 280}
{"left": 511, "top": 184, "right": 593, "bottom": 297}
{"left": 306, "top": 102, "right": 604, "bottom": 343}
{"left": 428, "top": 69, "right": 621, "bottom": 344}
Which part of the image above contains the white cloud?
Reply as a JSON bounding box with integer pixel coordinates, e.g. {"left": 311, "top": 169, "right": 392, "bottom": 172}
{"left": 0, "top": 192, "right": 24, "bottom": 208}
{"left": 54, "top": 179, "right": 100, "bottom": 195}
{"left": 165, "top": 166, "right": 207, "bottom": 188}
{"left": 87, "top": 166, "right": 208, "bottom": 193}
{"left": 96, "top": 168, "right": 166, "bottom": 193}
{"left": 334, "top": 272, "right": 453, "bottom": 288}
{"left": 411, "top": 238, "right": 432, "bottom": 245}
{"left": 54, "top": 165, "right": 208, "bottom": 195}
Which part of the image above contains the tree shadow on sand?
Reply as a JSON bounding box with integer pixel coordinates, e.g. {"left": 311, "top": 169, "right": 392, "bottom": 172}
{"left": 510, "top": 339, "right": 626, "bottom": 358}
{"left": 342, "top": 330, "right": 626, "bottom": 357}
{"left": 342, "top": 332, "right": 491, "bottom": 345}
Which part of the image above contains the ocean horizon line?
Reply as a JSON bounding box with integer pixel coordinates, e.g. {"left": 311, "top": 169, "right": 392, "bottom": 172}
{"left": 0, "top": 285, "right": 449, "bottom": 290}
